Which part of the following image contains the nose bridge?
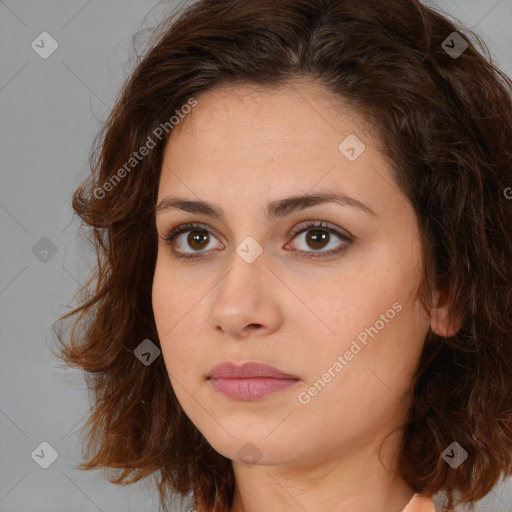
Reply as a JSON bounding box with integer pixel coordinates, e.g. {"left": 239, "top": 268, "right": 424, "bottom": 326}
{"left": 207, "top": 238, "right": 279, "bottom": 335}
{"left": 222, "top": 234, "right": 268, "bottom": 295}
{"left": 235, "top": 232, "right": 266, "bottom": 266}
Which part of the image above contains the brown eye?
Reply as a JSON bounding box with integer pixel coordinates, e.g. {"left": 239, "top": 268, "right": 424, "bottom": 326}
{"left": 287, "top": 221, "right": 352, "bottom": 259}
{"left": 186, "top": 230, "right": 210, "bottom": 250}
{"left": 304, "top": 229, "right": 331, "bottom": 250}
{"left": 161, "top": 220, "right": 352, "bottom": 260}
{"left": 162, "top": 223, "right": 223, "bottom": 258}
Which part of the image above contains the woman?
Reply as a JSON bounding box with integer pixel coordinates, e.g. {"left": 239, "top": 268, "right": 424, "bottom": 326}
{"left": 53, "top": 0, "right": 512, "bottom": 511}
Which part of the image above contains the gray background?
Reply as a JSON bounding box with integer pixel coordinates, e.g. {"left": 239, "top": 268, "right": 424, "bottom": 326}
{"left": 0, "top": 1, "right": 511, "bottom": 511}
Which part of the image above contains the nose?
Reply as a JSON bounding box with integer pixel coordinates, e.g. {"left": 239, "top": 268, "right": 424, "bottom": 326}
{"left": 206, "top": 248, "right": 283, "bottom": 340}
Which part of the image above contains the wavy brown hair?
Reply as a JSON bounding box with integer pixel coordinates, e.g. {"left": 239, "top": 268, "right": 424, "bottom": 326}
{"left": 52, "top": 0, "right": 512, "bottom": 511}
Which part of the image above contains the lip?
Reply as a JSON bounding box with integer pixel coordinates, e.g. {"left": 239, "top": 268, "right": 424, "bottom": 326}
{"left": 207, "top": 362, "right": 301, "bottom": 400}
{"left": 207, "top": 361, "right": 299, "bottom": 379}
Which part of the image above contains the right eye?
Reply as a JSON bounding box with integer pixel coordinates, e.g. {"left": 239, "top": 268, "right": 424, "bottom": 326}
{"left": 161, "top": 222, "right": 224, "bottom": 259}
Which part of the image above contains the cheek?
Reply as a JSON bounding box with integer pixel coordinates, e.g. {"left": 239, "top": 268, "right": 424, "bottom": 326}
{"left": 152, "top": 254, "right": 193, "bottom": 326}
{"left": 297, "top": 264, "right": 399, "bottom": 342}
{"left": 152, "top": 260, "right": 183, "bottom": 364}
{"left": 151, "top": 258, "right": 205, "bottom": 375}
{"left": 152, "top": 260, "right": 172, "bottom": 332}
{"left": 309, "top": 258, "right": 427, "bottom": 372}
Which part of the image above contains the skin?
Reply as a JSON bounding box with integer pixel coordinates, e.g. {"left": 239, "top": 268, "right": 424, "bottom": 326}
{"left": 152, "top": 79, "right": 454, "bottom": 512}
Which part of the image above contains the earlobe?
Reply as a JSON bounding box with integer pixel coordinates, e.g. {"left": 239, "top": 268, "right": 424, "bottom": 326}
{"left": 429, "top": 289, "right": 462, "bottom": 338}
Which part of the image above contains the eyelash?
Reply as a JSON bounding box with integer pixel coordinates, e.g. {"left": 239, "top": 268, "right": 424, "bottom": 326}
{"left": 161, "top": 221, "right": 353, "bottom": 260}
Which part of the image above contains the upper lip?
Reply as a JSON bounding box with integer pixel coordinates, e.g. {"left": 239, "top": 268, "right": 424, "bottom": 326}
{"left": 207, "top": 361, "right": 300, "bottom": 379}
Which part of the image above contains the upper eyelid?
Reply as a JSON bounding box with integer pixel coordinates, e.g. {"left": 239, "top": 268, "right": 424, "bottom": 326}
{"left": 164, "top": 222, "right": 221, "bottom": 241}
{"left": 163, "top": 220, "right": 353, "bottom": 243}
{"left": 292, "top": 220, "right": 353, "bottom": 238}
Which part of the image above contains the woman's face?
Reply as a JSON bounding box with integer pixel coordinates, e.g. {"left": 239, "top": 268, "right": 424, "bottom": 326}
{"left": 152, "top": 80, "right": 432, "bottom": 468}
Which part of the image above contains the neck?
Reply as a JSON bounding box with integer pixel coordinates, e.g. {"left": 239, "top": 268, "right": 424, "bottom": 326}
{"left": 228, "top": 431, "right": 415, "bottom": 512}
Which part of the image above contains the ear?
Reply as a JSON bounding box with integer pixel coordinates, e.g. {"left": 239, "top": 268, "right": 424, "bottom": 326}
{"left": 429, "top": 288, "right": 462, "bottom": 338}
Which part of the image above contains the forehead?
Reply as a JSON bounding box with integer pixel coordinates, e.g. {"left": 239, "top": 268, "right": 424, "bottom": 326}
{"left": 156, "top": 80, "right": 407, "bottom": 226}
{"left": 160, "top": 80, "right": 381, "bottom": 181}
{"left": 167, "top": 80, "right": 372, "bottom": 150}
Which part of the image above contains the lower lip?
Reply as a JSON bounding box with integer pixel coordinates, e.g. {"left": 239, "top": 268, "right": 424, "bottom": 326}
{"left": 208, "top": 377, "right": 300, "bottom": 400}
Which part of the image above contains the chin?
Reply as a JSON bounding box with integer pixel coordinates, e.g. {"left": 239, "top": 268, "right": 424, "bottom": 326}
{"left": 205, "top": 433, "right": 299, "bottom": 467}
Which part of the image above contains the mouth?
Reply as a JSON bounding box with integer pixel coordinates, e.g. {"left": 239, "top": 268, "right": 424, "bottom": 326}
{"left": 207, "top": 361, "right": 301, "bottom": 400}
{"left": 208, "top": 376, "right": 301, "bottom": 400}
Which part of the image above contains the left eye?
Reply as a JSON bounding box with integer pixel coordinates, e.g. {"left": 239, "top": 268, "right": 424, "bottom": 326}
{"left": 161, "top": 221, "right": 353, "bottom": 259}
{"left": 287, "top": 222, "right": 351, "bottom": 257}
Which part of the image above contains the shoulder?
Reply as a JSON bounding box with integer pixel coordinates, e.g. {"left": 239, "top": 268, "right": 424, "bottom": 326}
{"left": 402, "top": 493, "right": 469, "bottom": 512}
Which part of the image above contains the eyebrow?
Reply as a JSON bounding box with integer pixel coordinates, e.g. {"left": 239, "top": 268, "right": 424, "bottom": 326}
{"left": 156, "top": 191, "right": 376, "bottom": 219}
